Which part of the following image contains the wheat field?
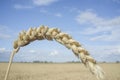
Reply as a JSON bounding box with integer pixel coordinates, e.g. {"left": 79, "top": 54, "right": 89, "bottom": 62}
{"left": 0, "top": 63, "right": 120, "bottom": 80}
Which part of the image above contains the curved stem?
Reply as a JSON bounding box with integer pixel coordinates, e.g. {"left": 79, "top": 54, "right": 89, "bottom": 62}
{"left": 4, "top": 50, "right": 15, "bottom": 80}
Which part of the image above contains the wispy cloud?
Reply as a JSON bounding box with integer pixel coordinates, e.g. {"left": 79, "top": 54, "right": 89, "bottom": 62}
{"left": 32, "top": 0, "right": 58, "bottom": 6}
{"left": 0, "top": 34, "right": 11, "bottom": 39}
{"left": 40, "top": 8, "right": 48, "bottom": 13}
{"left": 39, "top": 9, "right": 63, "bottom": 17}
{"left": 14, "top": 4, "right": 33, "bottom": 9}
{"left": 0, "top": 48, "right": 11, "bottom": 62}
{"left": 54, "top": 13, "right": 62, "bottom": 17}
{"left": 85, "top": 45, "right": 120, "bottom": 62}
{"left": 29, "top": 50, "right": 36, "bottom": 53}
{"left": 13, "top": 0, "right": 58, "bottom": 9}
{"left": 0, "top": 48, "right": 6, "bottom": 53}
{"left": 0, "top": 48, "right": 10, "bottom": 54}
{"left": 50, "top": 50, "right": 59, "bottom": 56}
{"left": 76, "top": 10, "right": 120, "bottom": 42}
{"left": 113, "top": 0, "right": 120, "bottom": 4}
{"left": 63, "top": 6, "right": 80, "bottom": 13}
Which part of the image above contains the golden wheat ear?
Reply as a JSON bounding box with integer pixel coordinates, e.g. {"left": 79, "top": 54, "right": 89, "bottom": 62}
{"left": 4, "top": 25, "right": 104, "bottom": 80}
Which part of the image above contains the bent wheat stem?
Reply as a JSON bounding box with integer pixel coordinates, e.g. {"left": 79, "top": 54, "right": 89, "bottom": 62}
{"left": 4, "top": 47, "right": 19, "bottom": 80}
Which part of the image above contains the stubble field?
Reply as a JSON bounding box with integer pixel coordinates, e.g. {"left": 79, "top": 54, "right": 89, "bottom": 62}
{"left": 0, "top": 63, "right": 120, "bottom": 80}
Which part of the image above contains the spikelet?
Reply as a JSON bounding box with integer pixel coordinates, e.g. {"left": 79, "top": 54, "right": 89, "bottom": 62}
{"left": 26, "top": 27, "right": 33, "bottom": 36}
{"left": 86, "top": 55, "right": 96, "bottom": 64}
{"left": 54, "top": 32, "right": 63, "bottom": 39}
{"left": 52, "top": 31, "right": 58, "bottom": 37}
{"left": 55, "top": 38, "right": 64, "bottom": 45}
{"left": 64, "top": 43, "right": 71, "bottom": 49}
{"left": 37, "top": 33, "right": 44, "bottom": 40}
{"left": 71, "top": 45, "right": 79, "bottom": 57}
{"left": 51, "top": 28, "right": 60, "bottom": 37}
{"left": 77, "top": 47, "right": 89, "bottom": 55}
{"left": 39, "top": 25, "right": 46, "bottom": 34}
{"left": 68, "top": 39, "right": 80, "bottom": 47}
{"left": 13, "top": 40, "right": 18, "bottom": 49}
{"left": 45, "top": 28, "right": 55, "bottom": 40}
{"left": 79, "top": 52, "right": 87, "bottom": 64}
{"left": 18, "top": 33, "right": 23, "bottom": 41}
{"left": 36, "top": 26, "right": 41, "bottom": 33}
{"left": 61, "top": 34, "right": 72, "bottom": 44}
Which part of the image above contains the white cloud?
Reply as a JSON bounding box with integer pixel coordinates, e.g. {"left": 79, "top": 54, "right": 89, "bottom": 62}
{"left": 50, "top": 50, "right": 59, "bottom": 56}
{"left": 118, "top": 48, "right": 120, "bottom": 53}
{"left": 33, "top": 0, "right": 58, "bottom": 6}
{"left": 0, "top": 48, "right": 6, "bottom": 53}
{"left": 76, "top": 10, "right": 120, "bottom": 42}
{"left": 13, "top": 0, "right": 58, "bottom": 9}
{"left": 29, "top": 50, "right": 36, "bottom": 53}
{"left": 14, "top": 4, "right": 33, "bottom": 9}
{"left": 54, "top": 13, "right": 62, "bottom": 17}
{"left": 0, "top": 48, "right": 10, "bottom": 54}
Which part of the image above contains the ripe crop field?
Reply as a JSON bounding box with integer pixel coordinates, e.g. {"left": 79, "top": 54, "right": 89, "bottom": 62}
{"left": 0, "top": 63, "right": 120, "bottom": 80}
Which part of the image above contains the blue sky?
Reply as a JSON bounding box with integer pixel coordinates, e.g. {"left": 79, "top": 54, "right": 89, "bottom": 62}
{"left": 0, "top": 0, "right": 120, "bottom": 62}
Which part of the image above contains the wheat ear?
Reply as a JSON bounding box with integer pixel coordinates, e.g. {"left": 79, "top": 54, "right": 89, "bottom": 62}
{"left": 4, "top": 25, "right": 104, "bottom": 80}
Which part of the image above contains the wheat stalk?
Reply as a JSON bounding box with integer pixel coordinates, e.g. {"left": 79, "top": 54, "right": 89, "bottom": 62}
{"left": 4, "top": 25, "right": 104, "bottom": 80}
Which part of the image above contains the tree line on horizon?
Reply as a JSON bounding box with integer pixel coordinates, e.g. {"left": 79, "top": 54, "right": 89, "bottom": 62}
{"left": 0, "top": 60, "right": 120, "bottom": 63}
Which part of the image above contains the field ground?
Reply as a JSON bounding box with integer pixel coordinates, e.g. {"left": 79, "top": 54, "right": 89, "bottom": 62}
{"left": 0, "top": 63, "right": 120, "bottom": 80}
